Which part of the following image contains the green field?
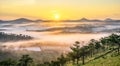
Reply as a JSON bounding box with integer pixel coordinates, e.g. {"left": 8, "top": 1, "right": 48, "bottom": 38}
{"left": 66, "top": 51, "right": 120, "bottom": 66}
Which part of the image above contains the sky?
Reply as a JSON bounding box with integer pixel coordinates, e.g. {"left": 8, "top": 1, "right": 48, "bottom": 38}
{"left": 0, "top": 0, "right": 120, "bottom": 20}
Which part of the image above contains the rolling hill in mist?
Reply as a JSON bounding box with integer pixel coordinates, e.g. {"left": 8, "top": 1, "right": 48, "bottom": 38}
{"left": 0, "top": 18, "right": 120, "bottom": 24}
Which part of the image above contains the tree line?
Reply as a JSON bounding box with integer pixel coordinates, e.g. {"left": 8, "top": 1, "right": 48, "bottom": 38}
{"left": 0, "top": 33, "right": 119, "bottom": 66}
{"left": 0, "top": 32, "right": 33, "bottom": 42}
{"left": 37, "top": 33, "right": 120, "bottom": 66}
{"left": 0, "top": 55, "right": 33, "bottom": 66}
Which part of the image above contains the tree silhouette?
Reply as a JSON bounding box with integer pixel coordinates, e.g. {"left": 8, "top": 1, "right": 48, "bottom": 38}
{"left": 107, "top": 34, "right": 120, "bottom": 53}
{"left": 67, "top": 52, "right": 76, "bottom": 64}
{"left": 0, "top": 58, "right": 17, "bottom": 66}
{"left": 70, "top": 41, "right": 81, "bottom": 65}
{"left": 100, "top": 34, "right": 120, "bottom": 53}
{"left": 0, "top": 32, "right": 33, "bottom": 42}
{"left": 88, "top": 42, "right": 95, "bottom": 57}
{"left": 50, "top": 60, "right": 60, "bottom": 66}
{"left": 79, "top": 46, "right": 90, "bottom": 65}
{"left": 18, "top": 55, "right": 33, "bottom": 66}
{"left": 57, "top": 54, "right": 67, "bottom": 66}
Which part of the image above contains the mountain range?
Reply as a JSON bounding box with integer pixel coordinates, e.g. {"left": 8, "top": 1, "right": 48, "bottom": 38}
{"left": 0, "top": 18, "right": 120, "bottom": 24}
{"left": 61, "top": 18, "right": 120, "bottom": 22}
{"left": 0, "top": 18, "right": 42, "bottom": 24}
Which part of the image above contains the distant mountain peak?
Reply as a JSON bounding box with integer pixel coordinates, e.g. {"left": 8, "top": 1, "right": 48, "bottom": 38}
{"left": 104, "top": 18, "right": 115, "bottom": 22}
{"left": 79, "top": 18, "right": 89, "bottom": 22}
{"left": 80, "top": 18, "right": 88, "bottom": 20}
{"left": 13, "top": 18, "right": 33, "bottom": 22}
{"left": 17, "top": 18, "right": 28, "bottom": 20}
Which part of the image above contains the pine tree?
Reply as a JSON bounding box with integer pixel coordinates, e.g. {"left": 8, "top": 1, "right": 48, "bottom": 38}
{"left": 70, "top": 41, "right": 81, "bottom": 65}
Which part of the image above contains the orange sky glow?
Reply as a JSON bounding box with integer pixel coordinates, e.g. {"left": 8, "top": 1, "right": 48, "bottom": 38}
{"left": 0, "top": 0, "right": 120, "bottom": 20}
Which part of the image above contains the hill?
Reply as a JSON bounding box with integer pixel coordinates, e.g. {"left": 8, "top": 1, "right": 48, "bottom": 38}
{"left": 83, "top": 53, "right": 120, "bottom": 66}
{"left": 0, "top": 18, "right": 43, "bottom": 24}
{"left": 67, "top": 50, "right": 120, "bottom": 66}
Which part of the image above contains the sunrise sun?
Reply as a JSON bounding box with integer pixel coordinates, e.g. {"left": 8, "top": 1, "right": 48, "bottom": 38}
{"left": 54, "top": 14, "right": 60, "bottom": 20}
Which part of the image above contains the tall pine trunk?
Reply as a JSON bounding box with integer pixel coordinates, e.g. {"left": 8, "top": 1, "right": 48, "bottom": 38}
{"left": 82, "top": 55, "right": 85, "bottom": 65}
{"left": 76, "top": 58, "right": 79, "bottom": 65}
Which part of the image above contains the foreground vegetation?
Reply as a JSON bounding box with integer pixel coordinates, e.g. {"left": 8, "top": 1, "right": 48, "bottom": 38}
{"left": 83, "top": 52, "right": 120, "bottom": 66}
{"left": 0, "top": 33, "right": 120, "bottom": 66}
{"left": 0, "top": 32, "right": 33, "bottom": 42}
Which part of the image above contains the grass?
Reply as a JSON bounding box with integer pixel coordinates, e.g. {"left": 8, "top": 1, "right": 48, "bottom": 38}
{"left": 66, "top": 51, "right": 120, "bottom": 66}
{"left": 83, "top": 54, "right": 120, "bottom": 66}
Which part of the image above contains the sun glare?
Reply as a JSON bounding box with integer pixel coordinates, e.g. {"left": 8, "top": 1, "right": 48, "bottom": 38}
{"left": 54, "top": 14, "right": 60, "bottom": 20}
{"left": 50, "top": 10, "right": 61, "bottom": 21}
